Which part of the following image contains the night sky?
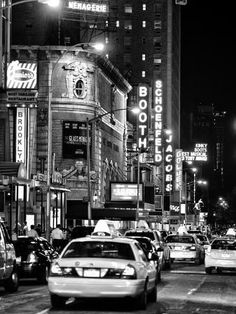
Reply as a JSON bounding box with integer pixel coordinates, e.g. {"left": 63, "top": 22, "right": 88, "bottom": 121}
{"left": 181, "top": 1, "right": 236, "bottom": 192}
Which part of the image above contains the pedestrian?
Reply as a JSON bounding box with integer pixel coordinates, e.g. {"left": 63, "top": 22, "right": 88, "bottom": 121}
{"left": 28, "top": 225, "right": 38, "bottom": 238}
{"left": 35, "top": 224, "right": 42, "bottom": 237}
{"left": 50, "top": 224, "right": 65, "bottom": 252}
{"left": 23, "top": 221, "right": 29, "bottom": 235}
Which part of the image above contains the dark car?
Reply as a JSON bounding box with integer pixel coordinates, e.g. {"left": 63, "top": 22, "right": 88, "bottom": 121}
{"left": 126, "top": 236, "right": 161, "bottom": 282}
{"left": 71, "top": 226, "right": 94, "bottom": 239}
{"left": 13, "top": 236, "right": 59, "bottom": 284}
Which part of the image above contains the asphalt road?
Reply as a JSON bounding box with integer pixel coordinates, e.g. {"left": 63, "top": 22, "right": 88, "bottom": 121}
{"left": 1, "top": 262, "right": 236, "bottom": 314}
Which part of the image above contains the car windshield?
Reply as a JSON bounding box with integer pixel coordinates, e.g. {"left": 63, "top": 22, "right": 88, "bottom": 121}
{"left": 211, "top": 239, "right": 236, "bottom": 250}
{"left": 166, "top": 235, "right": 195, "bottom": 244}
{"left": 125, "top": 231, "right": 155, "bottom": 241}
{"left": 62, "top": 241, "right": 135, "bottom": 260}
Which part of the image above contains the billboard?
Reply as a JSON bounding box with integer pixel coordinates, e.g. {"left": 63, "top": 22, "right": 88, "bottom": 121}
{"left": 66, "top": 0, "right": 109, "bottom": 14}
{"left": 110, "top": 183, "right": 143, "bottom": 202}
{"left": 63, "top": 121, "right": 88, "bottom": 159}
{"left": 7, "top": 61, "right": 37, "bottom": 89}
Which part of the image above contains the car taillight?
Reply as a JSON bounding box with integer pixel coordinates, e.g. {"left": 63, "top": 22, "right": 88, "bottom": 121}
{"left": 27, "top": 252, "right": 38, "bottom": 263}
{"left": 121, "top": 264, "right": 137, "bottom": 279}
{"left": 189, "top": 245, "right": 196, "bottom": 251}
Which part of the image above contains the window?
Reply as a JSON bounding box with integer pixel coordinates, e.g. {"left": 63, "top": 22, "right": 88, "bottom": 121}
{"left": 142, "top": 37, "right": 146, "bottom": 44}
{"left": 124, "top": 4, "right": 132, "bottom": 13}
{"left": 142, "top": 71, "right": 146, "bottom": 77}
{"left": 142, "top": 3, "right": 146, "bottom": 11}
{"left": 154, "top": 20, "right": 161, "bottom": 29}
{"left": 116, "top": 20, "right": 120, "bottom": 27}
{"left": 124, "top": 53, "right": 131, "bottom": 65}
{"left": 105, "top": 37, "right": 109, "bottom": 44}
{"left": 153, "top": 38, "right": 162, "bottom": 52}
{"left": 154, "top": 57, "right": 161, "bottom": 64}
{"left": 74, "top": 80, "right": 85, "bottom": 98}
{"left": 105, "top": 20, "right": 109, "bottom": 27}
{"left": 124, "top": 20, "right": 132, "bottom": 30}
{"left": 142, "top": 21, "right": 146, "bottom": 28}
{"left": 142, "top": 54, "right": 146, "bottom": 61}
{"left": 124, "top": 36, "right": 131, "bottom": 48}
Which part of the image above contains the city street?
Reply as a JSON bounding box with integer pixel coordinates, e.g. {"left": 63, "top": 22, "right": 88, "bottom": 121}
{"left": 1, "top": 262, "right": 236, "bottom": 314}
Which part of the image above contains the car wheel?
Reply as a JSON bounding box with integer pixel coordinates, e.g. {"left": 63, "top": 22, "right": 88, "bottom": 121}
{"left": 136, "top": 283, "right": 147, "bottom": 310}
{"left": 149, "top": 284, "right": 157, "bottom": 303}
{"left": 50, "top": 294, "right": 67, "bottom": 309}
{"left": 205, "top": 267, "right": 212, "bottom": 274}
{"left": 4, "top": 268, "right": 19, "bottom": 292}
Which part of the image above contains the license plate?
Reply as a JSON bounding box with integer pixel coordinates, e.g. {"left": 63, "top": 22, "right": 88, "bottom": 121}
{"left": 221, "top": 253, "right": 230, "bottom": 258}
{"left": 84, "top": 268, "right": 100, "bottom": 277}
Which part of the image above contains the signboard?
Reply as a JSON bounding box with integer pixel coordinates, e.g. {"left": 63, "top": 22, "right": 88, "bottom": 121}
{"left": 137, "top": 84, "right": 149, "bottom": 150}
{"left": 182, "top": 143, "right": 208, "bottom": 162}
{"left": 63, "top": 121, "right": 88, "bottom": 159}
{"left": 16, "top": 108, "right": 26, "bottom": 163}
{"left": 164, "top": 132, "right": 173, "bottom": 194}
{"left": 66, "top": 0, "right": 109, "bottom": 14}
{"left": 175, "top": 149, "right": 182, "bottom": 191}
{"left": 7, "top": 61, "right": 37, "bottom": 89}
{"left": 110, "top": 183, "right": 143, "bottom": 202}
{"left": 154, "top": 80, "right": 163, "bottom": 165}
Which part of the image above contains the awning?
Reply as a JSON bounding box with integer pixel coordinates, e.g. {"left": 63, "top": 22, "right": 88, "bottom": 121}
{"left": 66, "top": 200, "right": 136, "bottom": 220}
{"left": 0, "top": 162, "right": 27, "bottom": 178}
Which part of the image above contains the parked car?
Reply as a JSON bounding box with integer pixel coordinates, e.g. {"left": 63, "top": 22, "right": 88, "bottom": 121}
{"left": 124, "top": 227, "right": 171, "bottom": 269}
{"left": 0, "top": 218, "right": 19, "bottom": 292}
{"left": 165, "top": 233, "right": 205, "bottom": 264}
{"left": 125, "top": 236, "right": 161, "bottom": 282}
{"left": 48, "top": 220, "right": 158, "bottom": 310}
{"left": 205, "top": 237, "right": 236, "bottom": 274}
{"left": 13, "top": 236, "right": 59, "bottom": 283}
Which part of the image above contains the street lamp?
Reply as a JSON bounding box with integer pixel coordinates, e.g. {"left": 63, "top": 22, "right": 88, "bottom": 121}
{"left": 86, "top": 107, "right": 139, "bottom": 226}
{"left": 0, "top": 0, "right": 60, "bottom": 89}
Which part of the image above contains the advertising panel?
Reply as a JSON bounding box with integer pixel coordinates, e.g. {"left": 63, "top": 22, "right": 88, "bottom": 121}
{"left": 110, "top": 183, "right": 143, "bottom": 202}
{"left": 182, "top": 143, "right": 208, "bottom": 162}
{"left": 7, "top": 61, "right": 37, "bottom": 89}
{"left": 164, "top": 132, "right": 173, "bottom": 194}
{"left": 63, "top": 121, "right": 88, "bottom": 159}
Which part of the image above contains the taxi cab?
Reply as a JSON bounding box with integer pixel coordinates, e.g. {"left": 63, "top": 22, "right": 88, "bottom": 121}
{"left": 48, "top": 220, "right": 158, "bottom": 309}
{"left": 0, "top": 218, "right": 19, "bottom": 292}
{"left": 205, "top": 237, "right": 236, "bottom": 274}
{"left": 165, "top": 227, "right": 205, "bottom": 264}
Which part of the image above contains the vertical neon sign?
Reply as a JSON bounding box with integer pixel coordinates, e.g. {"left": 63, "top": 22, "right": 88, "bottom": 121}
{"left": 16, "top": 107, "right": 26, "bottom": 163}
{"left": 154, "top": 80, "right": 163, "bottom": 164}
{"left": 137, "top": 84, "right": 149, "bottom": 149}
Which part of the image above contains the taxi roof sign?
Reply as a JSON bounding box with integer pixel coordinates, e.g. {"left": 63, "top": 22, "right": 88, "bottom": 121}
{"left": 92, "top": 219, "right": 120, "bottom": 237}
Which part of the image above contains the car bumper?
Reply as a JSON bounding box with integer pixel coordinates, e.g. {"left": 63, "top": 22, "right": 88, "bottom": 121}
{"left": 205, "top": 256, "right": 236, "bottom": 269}
{"left": 48, "top": 277, "right": 146, "bottom": 299}
{"left": 17, "top": 262, "right": 42, "bottom": 277}
{"left": 170, "top": 250, "right": 197, "bottom": 260}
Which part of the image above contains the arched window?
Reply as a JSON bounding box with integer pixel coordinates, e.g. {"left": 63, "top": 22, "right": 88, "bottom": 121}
{"left": 74, "top": 80, "right": 84, "bottom": 98}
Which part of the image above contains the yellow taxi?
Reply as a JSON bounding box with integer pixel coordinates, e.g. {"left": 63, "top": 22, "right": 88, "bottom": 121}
{"left": 48, "top": 220, "right": 158, "bottom": 310}
{"left": 205, "top": 236, "right": 236, "bottom": 274}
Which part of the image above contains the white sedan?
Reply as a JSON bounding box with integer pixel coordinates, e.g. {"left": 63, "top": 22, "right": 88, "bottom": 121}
{"left": 48, "top": 234, "right": 158, "bottom": 310}
{"left": 205, "top": 237, "right": 236, "bottom": 274}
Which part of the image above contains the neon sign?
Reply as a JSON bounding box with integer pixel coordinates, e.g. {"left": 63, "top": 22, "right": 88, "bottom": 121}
{"left": 137, "top": 84, "right": 149, "bottom": 149}
{"left": 175, "top": 149, "right": 182, "bottom": 191}
{"left": 182, "top": 143, "right": 208, "bottom": 162}
{"left": 154, "top": 80, "right": 163, "bottom": 165}
{"left": 164, "top": 132, "right": 173, "bottom": 193}
{"left": 67, "top": 1, "right": 108, "bottom": 13}
{"left": 16, "top": 108, "right": 26, "bottom": 163}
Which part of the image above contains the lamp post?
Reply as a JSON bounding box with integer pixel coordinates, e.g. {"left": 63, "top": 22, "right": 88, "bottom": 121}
{"left": 86, "top": 107, "right": 139, "bottom": 226}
